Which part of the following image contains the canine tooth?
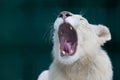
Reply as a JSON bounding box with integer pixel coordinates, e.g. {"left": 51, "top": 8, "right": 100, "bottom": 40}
{"left": 61, "top": 32, "right": 62, "bottom": 35}
{"left": 62, "top": 51, "right": 66, "bottom": 54}
{"left": 70, "top": 27, "right": 73, "bottom": 30}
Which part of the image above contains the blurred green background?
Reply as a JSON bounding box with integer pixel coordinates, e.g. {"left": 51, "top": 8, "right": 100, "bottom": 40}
{"left": 0, "top": 0, "right": 120, "bottom": 80}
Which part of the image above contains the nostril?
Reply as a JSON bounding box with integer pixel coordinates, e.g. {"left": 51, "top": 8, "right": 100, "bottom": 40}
{"left": 66, "top": 13, "right": 71, "bottom": 17}
{"left": 59, "top": 13, "right": 71, "bottom": 18}
{"left": 59, "top": 11, "right": 72, "bottom": 19}
{"left": 59, "top": 14, "right": 63, "bottom": 18}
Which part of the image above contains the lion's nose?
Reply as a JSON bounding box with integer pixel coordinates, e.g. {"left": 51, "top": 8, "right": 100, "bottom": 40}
{"left": 59, "top": 11, "right": 72, "bottom": 20}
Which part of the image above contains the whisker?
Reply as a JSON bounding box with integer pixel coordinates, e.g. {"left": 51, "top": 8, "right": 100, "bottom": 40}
{"left": 52, "top": 8, "right": 63, "bottom": 17}
{"left": 42, "top": 10, "right": 61, "bottom": 44}
{"left": 42, "top": 23, "right": 54, "bottom": 44}
{"left": 79, "top": 9, "right": 87, "bottom": 16}
{"left": 48, "top": 24, "right": 54, "bottom": 44}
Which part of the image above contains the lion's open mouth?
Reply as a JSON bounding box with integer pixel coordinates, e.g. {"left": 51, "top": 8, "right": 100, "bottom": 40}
{"left": 58, "top": 23, "right": 77, "bottom": 56}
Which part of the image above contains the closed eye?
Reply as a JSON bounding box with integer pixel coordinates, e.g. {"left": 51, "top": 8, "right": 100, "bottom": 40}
{"left": 80, "top": 18, "right": 84, "bottom": 20}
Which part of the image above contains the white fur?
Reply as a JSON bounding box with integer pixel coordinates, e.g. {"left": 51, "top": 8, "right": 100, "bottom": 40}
{"left": 38, "top": 12, "right": 113, "bottom": 80}
{"left": 38, "top": 70, "right": 48, "bottom": 80}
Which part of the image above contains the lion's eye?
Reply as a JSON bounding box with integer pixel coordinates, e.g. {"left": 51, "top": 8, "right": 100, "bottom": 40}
{"left": 80, "top": 18, "right": 84, "bottom": 20}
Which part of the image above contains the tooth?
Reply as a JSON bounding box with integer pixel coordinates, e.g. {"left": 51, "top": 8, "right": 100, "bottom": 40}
{"left": 62, "top": 51, "right": 65, "bottom": 54}
{"left": 61, "top": 32, "right": 62, "bottom": 35}
{"left": 70, "top": 27, "right": 73, "bottom": 30}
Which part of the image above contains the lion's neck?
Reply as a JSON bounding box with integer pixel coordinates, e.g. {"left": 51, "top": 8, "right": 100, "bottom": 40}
{"left": 54, "top": 53, "right": 96, "bottom": 80}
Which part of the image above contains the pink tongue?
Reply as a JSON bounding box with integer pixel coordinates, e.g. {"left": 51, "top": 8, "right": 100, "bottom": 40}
{"left": 61, "top": 37, "right": 73, "bottom": 55}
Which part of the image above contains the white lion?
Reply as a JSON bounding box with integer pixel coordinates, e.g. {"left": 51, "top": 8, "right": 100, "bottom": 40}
{"left": 38, "top": 11, "right": 113, "bottom": 80}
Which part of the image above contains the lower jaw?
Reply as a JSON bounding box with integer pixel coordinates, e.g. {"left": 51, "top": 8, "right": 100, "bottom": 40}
{"left": 58, "top": 54, "right": 80, "bottom": 65}
{"left": 60, "top": 53, "right": 75, "bottom": 57}
{"left": 60, "top": 45, "right": 77, "bottom": 57}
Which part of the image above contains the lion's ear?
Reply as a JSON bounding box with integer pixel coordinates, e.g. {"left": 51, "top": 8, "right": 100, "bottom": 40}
{"left": 94, "top": 25, "right": 111, "bottom": 45}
